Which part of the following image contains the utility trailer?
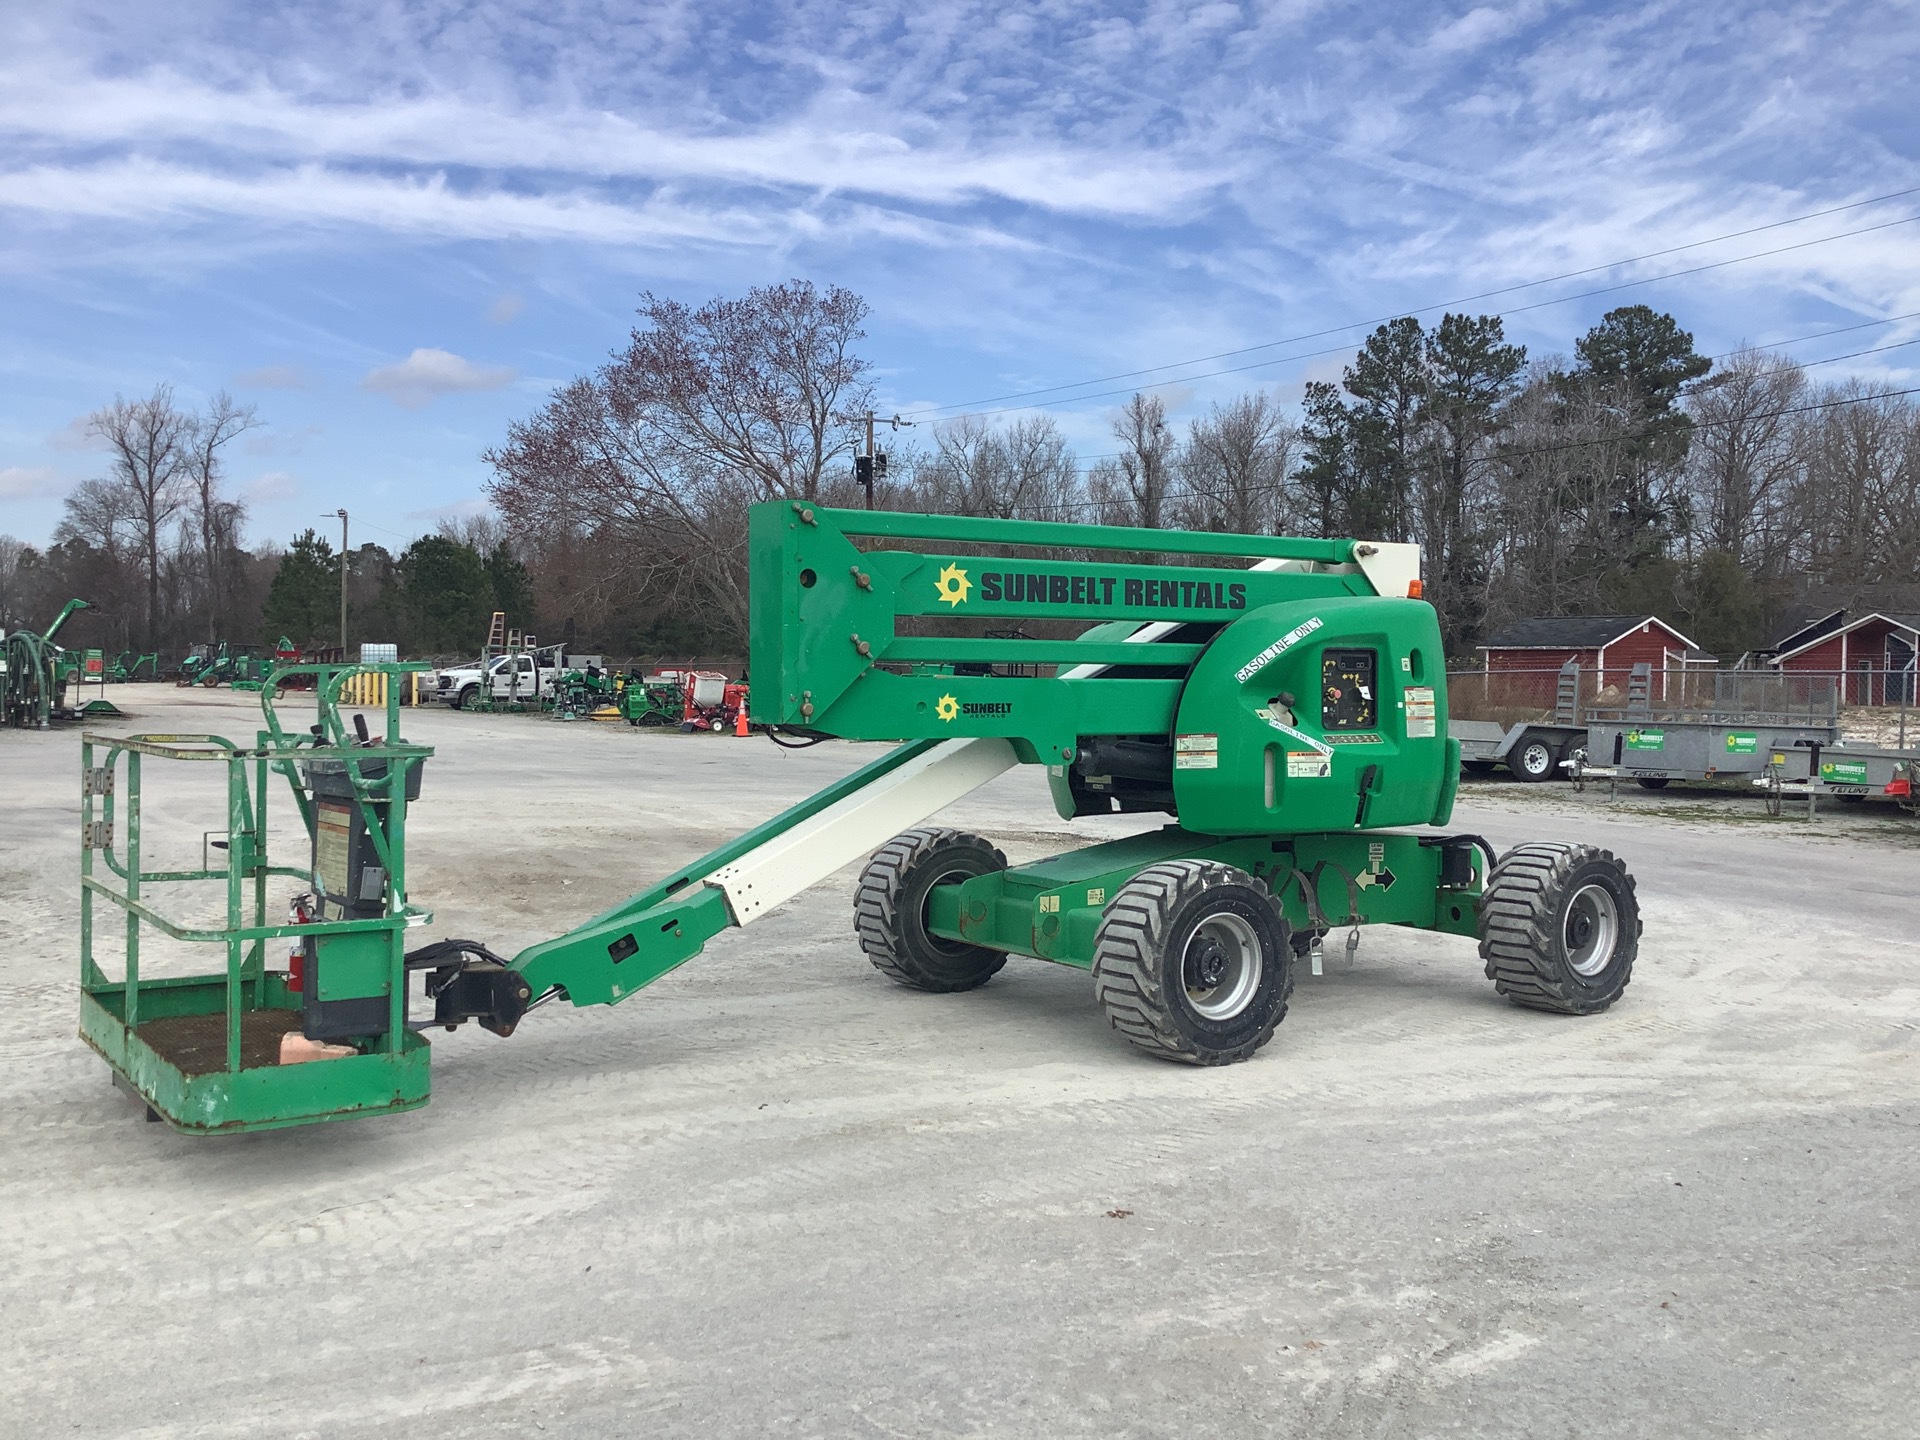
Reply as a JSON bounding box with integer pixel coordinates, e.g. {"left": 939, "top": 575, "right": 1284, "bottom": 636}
{"left": 1449, "top": 659, "right": 1586, "bottom": 781}
{"left": 1751, "top": 740, "right": 1920, "bottom": 814}
{"left": 1574, "top": 663, "right": 1841, "bottom": 790}
{"left": 79, "top": 505, "right": 1642, "bottom": 1134}
{"left": 1451, "top": 719, "right": 1587, "bottom": 782}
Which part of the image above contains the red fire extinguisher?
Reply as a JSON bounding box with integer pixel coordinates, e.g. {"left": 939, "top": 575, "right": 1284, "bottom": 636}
{"left": 287, "top": 893, "right": 314, "bottom": 992}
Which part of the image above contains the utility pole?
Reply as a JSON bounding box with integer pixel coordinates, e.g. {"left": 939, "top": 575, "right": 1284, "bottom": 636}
{"left": 839, "top": 411, "right": 915, "bottom": 509}
{"left": 335, "top": 508, "right": 349, "bottom": 658}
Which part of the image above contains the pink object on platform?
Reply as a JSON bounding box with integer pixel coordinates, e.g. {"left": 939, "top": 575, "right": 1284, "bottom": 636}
{"left": 279, "top": 1032, "right": 357, "bottom": 1065}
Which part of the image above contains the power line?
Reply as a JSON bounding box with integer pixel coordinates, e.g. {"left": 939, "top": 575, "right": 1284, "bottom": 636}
{"left": 922, "top": 212, "right": 1920, "bottom": 422}
{"left": 1712, "top": 309, "right": 1920, "bottom": 356}
{"left": 1047, "top": 324, "right": 1920, "bottom": 468}
{"left": 1794, "top": 337, "right": 1920, "bottom": 370}
{"left": 1485, "top": 381, "right": 1920, "bottom": 466}
{"left": 905, "top": 189, "right": 1920, "bottom": 419}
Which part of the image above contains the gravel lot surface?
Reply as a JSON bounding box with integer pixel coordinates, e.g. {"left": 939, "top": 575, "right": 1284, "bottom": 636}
{"left": 3, "top": 687, "right": 1916, "bottom": 1438}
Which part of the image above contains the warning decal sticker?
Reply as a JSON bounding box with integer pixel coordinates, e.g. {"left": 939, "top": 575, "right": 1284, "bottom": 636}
{"left": 1404, "top": 685, "right": 1436, "bottom": 738}
{"left": 1174, "top": 733, "right": 1219, "bottom": 770}
{"left": 314, "top": 802, "right": 352, "bottom": 898}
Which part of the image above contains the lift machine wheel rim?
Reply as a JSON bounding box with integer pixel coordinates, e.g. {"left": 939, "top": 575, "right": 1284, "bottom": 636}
{"left": 1564, "top": 882, "right": 1620, "bottom": 976}
{"left": 923, "top": 863, "right": 986, "bottom": 956}
{"left": 1182, "top": 912, "right": 1264, "bottom": 1021}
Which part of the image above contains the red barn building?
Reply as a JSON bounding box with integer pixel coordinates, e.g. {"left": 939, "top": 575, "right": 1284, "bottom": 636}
{"left": 1477, "top": 615, "right": 1702, "bottom": 708}
{"left": 1768, "top": 609, "right": 1920, "bottom": 705}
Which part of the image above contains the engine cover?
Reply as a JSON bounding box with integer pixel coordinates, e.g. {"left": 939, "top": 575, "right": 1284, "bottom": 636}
{"left": 1171, "top": 596, "right": 1453, "bottom": 835}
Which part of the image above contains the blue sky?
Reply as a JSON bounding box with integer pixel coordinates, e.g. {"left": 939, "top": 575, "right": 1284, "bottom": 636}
{"left": 3, "top": 0, "right": 1917, "bottom": 550}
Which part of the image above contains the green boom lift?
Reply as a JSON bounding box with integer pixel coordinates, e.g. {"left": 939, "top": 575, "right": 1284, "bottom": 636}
{"left": 80, "top": 504, "right": 1639, "bottom": 1132}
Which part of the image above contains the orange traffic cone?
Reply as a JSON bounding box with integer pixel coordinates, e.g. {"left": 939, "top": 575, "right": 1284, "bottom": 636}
{"left": 734, "top": 708, "right": 750, "bottom": 737}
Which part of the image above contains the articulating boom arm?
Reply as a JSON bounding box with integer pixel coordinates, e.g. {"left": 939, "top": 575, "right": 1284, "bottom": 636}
{"left": 747, "top": 503, "right": 1418, "bottom": 764}
{"left": 42, "top": 597, "right": 92, "bottom": 647}
{"left": 508, "top": 502, "right": 1434, "bottom": 1015}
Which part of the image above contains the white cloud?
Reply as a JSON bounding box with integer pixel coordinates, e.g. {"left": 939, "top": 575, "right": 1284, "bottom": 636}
{"left": 0, "top": 0, "right": 1916, "bottom": 459}
{"left": 0, "top": 159, "right": 791, "bottom": 249}
{"left": 1425, "top": 4, "right": 1538, "bottom": 56}
{"left": 0, "top": 466, "right": 71, "bottom": 500}
{"left": 242, "top": 470, "right": 301, "bottom": 502}
{"left": 361, "top": 348, "right": 516, "bottom": 409}
{"left": 0, "top": 67, "right": 1226, "bottom": 223}
{"left": 46, "top": 416, "right": 102, "bottom": 451}
{"left": 246, "top": 424, "right": 322, "bottom": 457}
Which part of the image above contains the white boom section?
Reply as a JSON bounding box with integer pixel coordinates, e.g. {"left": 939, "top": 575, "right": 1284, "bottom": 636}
{"left": 705, "top": 538, "right": 1422, "bottom": 927}
{"left": 706, "top": 737, "right": 1019, "bottom": 925}
{"left": 1352, "top": 542, "right": 1422, "bottom": 601}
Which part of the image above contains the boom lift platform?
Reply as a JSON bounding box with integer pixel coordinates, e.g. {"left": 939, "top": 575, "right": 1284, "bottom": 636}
{"left": 80, "top": 504, "right": 1640, "bottom": 1133}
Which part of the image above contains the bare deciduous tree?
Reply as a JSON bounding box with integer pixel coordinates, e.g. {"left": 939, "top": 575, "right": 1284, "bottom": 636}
{"left": 1173, "top": 393, "right": 1297, "bottom": 536}
{"left": 613, "top": 279, "right": 873, "bottom": 503}
{"left": 87, "top": 386, "right": 192, "bottom": 647}
{"left": 0, "top": 535, "right": 31, "bottom": 629}
{"left": 487, "top": 281, "right": 874, "bottom": 643}
{"left": 181, "top": 391, "right": 259, "bottom": 640}
{"left": 1088, "top": 393, "right": 1176, "bottom": 555}
{"left": 918, "top": 414, "right": 1080, "bottom": 520}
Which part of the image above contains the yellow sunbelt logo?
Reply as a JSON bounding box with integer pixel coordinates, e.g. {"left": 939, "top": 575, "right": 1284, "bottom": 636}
{"left": 935, "top": 694, "right": 1013, "bottom": 723}
{"left": 934, "top": 563, "right": 971, "bottom": 607}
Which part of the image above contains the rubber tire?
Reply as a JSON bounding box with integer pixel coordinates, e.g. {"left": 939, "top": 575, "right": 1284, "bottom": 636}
{"left": 454, "top": 685, "right": 478, "bottom": 711}
{"left": 1508, "top": 731, "right": 1560, "bottom": 783}
{"left": 1635, "top": 777, "right": 1670, "bottom": 791}
{"left": 854, "top": 829, "right": 1010, "bottom": 992}
{"left": 1478, "top": 843, "right": 1640, "bottom": 1015}
{"left": 1091, "top": 861, "right": 1293, "bottom": 1066}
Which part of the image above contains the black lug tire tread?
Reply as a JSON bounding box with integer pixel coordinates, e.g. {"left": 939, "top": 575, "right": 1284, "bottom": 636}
{"left": 1477, "top": 841, "right": 1641, "bottom": 1015}
{"left": 854, "top": 828, "right": 1009, "bottom": 993}
{"left": 1091, "top": 860, "right": 1293, "bottom": 1067}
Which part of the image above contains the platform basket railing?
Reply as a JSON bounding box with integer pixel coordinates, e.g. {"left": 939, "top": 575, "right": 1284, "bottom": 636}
{"left": 76, "top": 663, "right": 437, "bottom": 1133}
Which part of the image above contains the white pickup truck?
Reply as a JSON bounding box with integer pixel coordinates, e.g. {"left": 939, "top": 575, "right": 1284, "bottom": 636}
{"left": 435, "top": 648, "right": 602, "bottom": 709}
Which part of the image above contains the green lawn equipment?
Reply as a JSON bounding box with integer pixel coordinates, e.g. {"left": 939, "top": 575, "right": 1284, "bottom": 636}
{"left": 227, "top": 644, "right": 273, "bottom": 691}
{"left": 80, "top": 504, "right": 1639, "bottom": 1132}
{"left": 619, "top": 670, "right": 690, "bottom": 726}
{"left": 553, "top": 665, "right": 620, "bottom": 721}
